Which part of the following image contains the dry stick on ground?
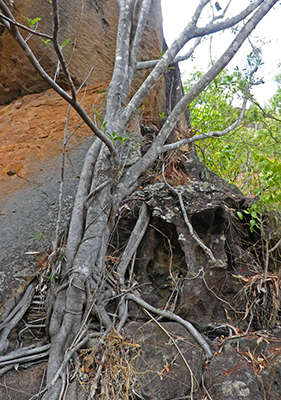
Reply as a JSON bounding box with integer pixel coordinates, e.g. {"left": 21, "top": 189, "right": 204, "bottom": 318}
{"left": 0, "top": 344, "right": 50, "bottom": 367}
{"left": 0, "top": 344, "right": 50, "bottom": 377}
{"left": 0, "top": 347, "right": 50, "bottom": 369}
{"left": 126, "top": 293, "right": 212, "bottom": 359}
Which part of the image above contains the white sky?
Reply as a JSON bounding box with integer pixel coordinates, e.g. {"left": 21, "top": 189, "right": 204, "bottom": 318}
{"left": 161, "top": 0, "right": 281, "bottom": 105}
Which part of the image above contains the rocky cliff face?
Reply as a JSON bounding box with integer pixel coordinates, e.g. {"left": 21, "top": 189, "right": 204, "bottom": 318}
{"left": 0, "top": 0, "right": 165, "bottom": 303}
{"left": 0, "top": 0, "right": 164, "bottom": 105}
{"left": 0, "top": 0, "right": 165, "bottom": 192}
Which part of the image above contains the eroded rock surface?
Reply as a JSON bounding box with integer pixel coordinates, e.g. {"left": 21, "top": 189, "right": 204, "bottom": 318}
{"left": 125, "top": 321, "right": 206, "bottom": 400}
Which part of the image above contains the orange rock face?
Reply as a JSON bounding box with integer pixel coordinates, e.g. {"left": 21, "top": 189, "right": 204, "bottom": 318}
{"left": 0, "top": 83, "right": 107, "bottom": 195}
{"left": 0, "top": 0, "right": 163, "bottom": 103}
{"left": 0, "top": 0, "right": 165, "bottom": 195}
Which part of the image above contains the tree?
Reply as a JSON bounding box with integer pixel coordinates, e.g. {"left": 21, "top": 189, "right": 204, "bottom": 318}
{"left": 184, "top": 68, "right": 281, "bottom": 215}
{"left": 0, "top": 1, "right": 280, "bottom": 399}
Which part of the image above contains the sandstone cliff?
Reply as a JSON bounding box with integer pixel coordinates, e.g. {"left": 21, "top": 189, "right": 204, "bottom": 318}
{"left": 0, "top": 0, "right": 165, "bottom": 302}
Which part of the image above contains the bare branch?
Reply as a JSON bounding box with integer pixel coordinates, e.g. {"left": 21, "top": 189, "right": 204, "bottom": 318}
{"left": 85, "top": 178, "right": 112, "bottom": 209}
{"left": 174, "top": 38, "right": 202, "bottom": 63}
{"left": 194, "top": 0, "right": 264, "bottom": 37}
{"left": 0, "top": 12, "right": 52, "bottom": 39}
{"left": 161, "top": 96, "right": 247, "bottom": 153}
{"left": 52, "top": 0, "right": 77, "bottom": 100}
{"left": 191, "top": 0, "right": 211, "bottom": 24}
{"left": 131, "top": 0, "right": 151, "bottom": 67}
{"left": 136, "top": 38, "right": 202, "bottom": 70}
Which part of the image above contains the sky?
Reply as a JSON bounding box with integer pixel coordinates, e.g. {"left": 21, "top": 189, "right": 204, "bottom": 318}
{"left": 161, "top": 0, "right": 281, "bottom": 105}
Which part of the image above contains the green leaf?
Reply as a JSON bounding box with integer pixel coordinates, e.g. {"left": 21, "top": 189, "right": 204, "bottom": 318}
{"left": 31, "top": 232, "right": 45, "bottom": 241}
{"left": 23, "top": 16, "right": 41, "bottom": 28}
{"left": 108, "top": 131, "right": 128, "bottom": 143}
{"left": 159, "top": 111, "right": 165, "bottom": 119}
{"left": 46, "top": 274, "right": 55, "bottom": 283}
{"left": 237, "top": 211, "right": 244, "bottom": 220}
{"left": 40, "top": 38, "right": 51, "bottom": 46}
{"left": 61, "top": 38, "right": 70, "bottom": 49}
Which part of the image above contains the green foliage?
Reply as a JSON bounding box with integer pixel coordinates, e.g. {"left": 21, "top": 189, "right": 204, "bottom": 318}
{"left": 61, "top": 38, "right": 70, "bottom": 49}
{"left": 184, "top": 68, "right": 281, "bottom": 217}
{"left": 23, "top": 16, "right": 41, "bottom": 28}
{"left": 108, "top": 131, "right": 128, "bottom": 143}
{"left": 93, "top": 110, "right": 128, "bottom": 143}
{"left": 46, "top": 273, "right": 56, "bottom": 283}
{"left": 40, "top": 38, "right": 51, "bottom": 46}
{"left": 270, "top": 73, "right": 281, "bottom": 114}
{"left": 31, "top": 232, "right": 46, "bottom": 241}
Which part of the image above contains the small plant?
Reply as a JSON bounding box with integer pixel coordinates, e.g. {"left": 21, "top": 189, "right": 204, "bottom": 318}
{"left": 237, "top": 207, "right": 262, "bottom": 233}
{"left": 108, "top": 131, "right": 128, "bottom": 143}
{"left": 45, "top": 273, "right": 56, "bottom": 283}
{"left": 60, "top": 38, "right": 70, "bottom": 50}
{"left": 31, "top": 232, "right": 46, "bottom": 241}
{"left": 40, "top": 38, "right": 51, "bottom": 45}
{"left": 23, "top": 16, "right": 41, "bottom": 28}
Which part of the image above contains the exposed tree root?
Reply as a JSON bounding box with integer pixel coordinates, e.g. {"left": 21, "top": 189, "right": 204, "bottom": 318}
{"left": 0, "top": 283, "right": 35, "bottom": 353}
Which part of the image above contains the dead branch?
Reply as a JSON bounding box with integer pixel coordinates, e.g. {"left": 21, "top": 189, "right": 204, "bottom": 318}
{"left": 161, "top": 96, "right": 247, "bottom": 153}
{"left": 51, "top": 0, "right": 76, "bottom": 100}
{"left": 0, "top": 12, "right": 52, "bottom": 39}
